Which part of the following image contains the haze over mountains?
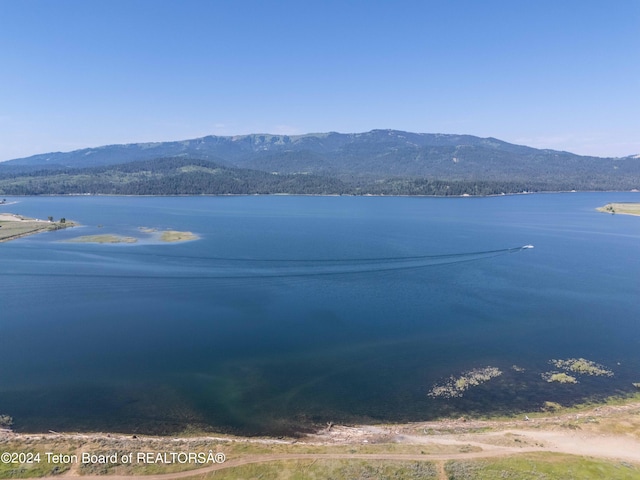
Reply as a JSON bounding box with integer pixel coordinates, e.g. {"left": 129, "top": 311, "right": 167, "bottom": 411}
{"left": 1, "top": 130, "right": 638, "bottom": 196}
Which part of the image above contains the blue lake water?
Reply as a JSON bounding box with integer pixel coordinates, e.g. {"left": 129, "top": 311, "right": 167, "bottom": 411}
{"left": 0, "top": 193, "right": 639, "bottom": 435}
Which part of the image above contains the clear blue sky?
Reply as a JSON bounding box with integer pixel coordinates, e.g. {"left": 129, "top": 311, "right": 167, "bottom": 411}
{"left": 1, "top": 0, "right": 638, "bottom": 161}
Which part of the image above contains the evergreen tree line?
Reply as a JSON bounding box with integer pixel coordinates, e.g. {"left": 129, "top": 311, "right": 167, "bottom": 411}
{"left": 0, "top": 157, "right": 637, "bottom": 196}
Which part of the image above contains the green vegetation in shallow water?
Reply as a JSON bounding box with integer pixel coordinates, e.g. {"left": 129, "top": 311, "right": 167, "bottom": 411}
{"left": 551, "top": 358, "right": 614, "bottom": 377}
{"left": 428, "top": 366, "right": 502, "bottom": 398}
{"left": 540, "top": 358, "right": 615, "bottom": 387}
{"left": 542, "top": 372, "right": 579, "bottom": 384}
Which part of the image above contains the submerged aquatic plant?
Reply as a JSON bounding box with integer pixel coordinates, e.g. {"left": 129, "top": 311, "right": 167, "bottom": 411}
{"left": 550, "top": 358, "right": 613, "bottom": 377}
{"left": 428, "top": 366, "right": 502, "bottom": 398}
{"left": 542, "top": 372, "right": 578, "bottom": 384}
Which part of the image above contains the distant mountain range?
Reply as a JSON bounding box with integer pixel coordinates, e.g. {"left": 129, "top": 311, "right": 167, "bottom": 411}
{"left": 0, "top": 130, "right": 638, "bottom": 196}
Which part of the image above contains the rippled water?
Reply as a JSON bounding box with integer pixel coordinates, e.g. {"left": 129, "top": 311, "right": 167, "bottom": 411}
{"left": 0, "top": 193, "right": 639, "bottom": 435}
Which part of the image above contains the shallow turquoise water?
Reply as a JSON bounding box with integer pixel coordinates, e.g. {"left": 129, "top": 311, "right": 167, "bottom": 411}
{"left": 0, "top": 193, "right": 639, "bottom": 435}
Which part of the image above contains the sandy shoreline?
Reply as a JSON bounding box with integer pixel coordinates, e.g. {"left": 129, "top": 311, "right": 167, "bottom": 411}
{"left": 0, "top": 213, "right": 75, "bottom": 242}
{"left": 2, "top": 399, "right": 639, "bottom": 479}
{"left": 597, "top": 202, "right": 640, "bottom": 216}
{"left": 0, "top": 213, "right": 197, "bottom": 244}
{"left": 0, "top": 212, "right": 76, "bottom": 242}
{"left": 0, "top": 213, "right": 46, "bottom": 222}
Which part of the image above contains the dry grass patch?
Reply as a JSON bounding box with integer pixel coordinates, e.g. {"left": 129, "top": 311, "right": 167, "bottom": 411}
{"left": 160, "top": 230, "right": 199, "bottom": 242}
{"left": 202, "top": 459, "right": 439, "bottom": 480}
{"left": 0, "top": 220, "right": 74, "bottom": 242}
{"left": 598, "top": 203, "right": 640, "bottom": 216}
{"left": 446, "top": 453, "right": 640, "bottom": 480}
{"left": 66, "top": 234, "right": 137, "bottom": 243}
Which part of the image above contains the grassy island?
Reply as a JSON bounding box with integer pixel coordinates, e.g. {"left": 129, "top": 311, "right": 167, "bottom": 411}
{"left": 597, "top": 203, "right": 640, "bottom": 216}
{"left": 428, "top": 366, "right": 503, "bottom": 398}
{"left": 66, "top": 234, "right": 138, "bottom": 244}
{"left": 0, "top": 213, "right": 75, "bottom": 242}
{"left": 159, "top": 230, "right": 199, "bottom": 242}
{"left": 65, "top": 229, "right": 199, "bottom": 244}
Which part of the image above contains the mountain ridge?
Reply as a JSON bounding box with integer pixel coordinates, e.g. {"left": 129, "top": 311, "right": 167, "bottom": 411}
{"left": 2, "top": 129, "right": 609, "bottom": 167}
{"left": 1, "top": 130, "right": 638, "bottom": 195}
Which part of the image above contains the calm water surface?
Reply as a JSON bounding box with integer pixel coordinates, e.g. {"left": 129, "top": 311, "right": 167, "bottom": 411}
{"left": 0, "top": 193, "right": 639, "bottom": 435}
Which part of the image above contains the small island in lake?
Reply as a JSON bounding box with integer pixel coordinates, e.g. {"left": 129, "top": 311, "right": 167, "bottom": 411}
{"left": 0, "top": 213, "right": 75, "bottom": 242}
{"left": 140, "top": 226, "right": 198, "bottom": 242}
{"left": 66, "top": 234, "right": 138, "bottom": 244}
{"left": 66, "top": 229, "right": 199, "bottom": 244}
{"left": 597, "top": 203, "right": 640, "bottom": 216}
{"left": 160, "top": 230, "right": 199, "bottom": 242}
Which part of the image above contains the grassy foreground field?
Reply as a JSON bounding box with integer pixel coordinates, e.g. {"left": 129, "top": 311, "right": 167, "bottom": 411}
{"left": 2, "top": 396, "right": 640, "bottom": 479}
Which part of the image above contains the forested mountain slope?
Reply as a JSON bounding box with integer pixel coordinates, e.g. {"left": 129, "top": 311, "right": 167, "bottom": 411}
{"left": 1, "top": 130, "right": 638, "bottom": 195}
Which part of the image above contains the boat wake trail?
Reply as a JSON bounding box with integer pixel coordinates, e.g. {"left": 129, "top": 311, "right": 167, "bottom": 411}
{"left": 0, "top": 245, "right": 534, "bottom": 280}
